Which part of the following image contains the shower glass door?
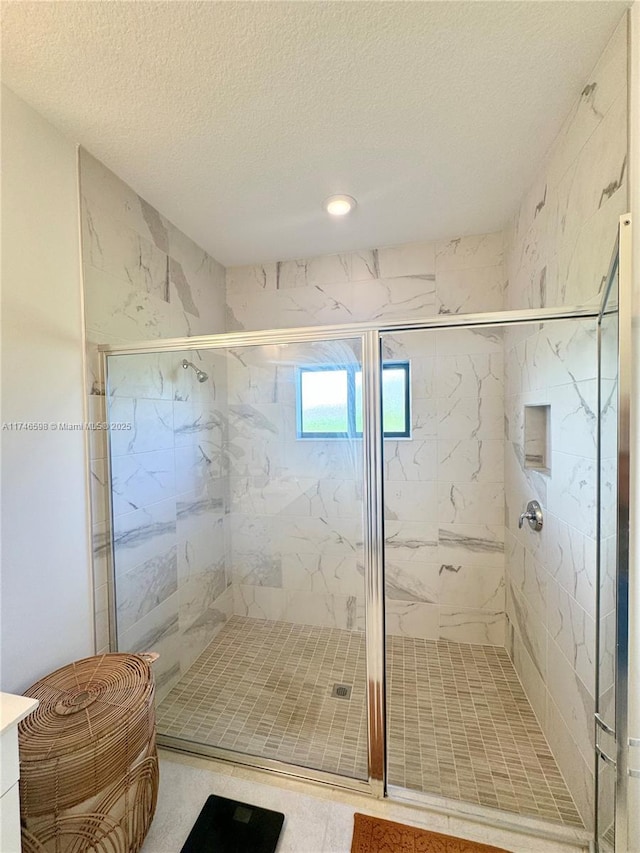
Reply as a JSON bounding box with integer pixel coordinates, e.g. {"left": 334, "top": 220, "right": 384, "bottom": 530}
{"left": 596, "top": 257, "right": 618, "bottom": 851}
{"left": 104, "top": 333, "right": 371, "bottom": 783}
{"left": 595, "top": 217, "right": 632, "bottom": 852}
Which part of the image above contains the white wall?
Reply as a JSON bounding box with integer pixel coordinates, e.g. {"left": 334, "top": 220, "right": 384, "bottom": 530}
{"left": 0, "top": 86, "right": 93, "bottom": 693}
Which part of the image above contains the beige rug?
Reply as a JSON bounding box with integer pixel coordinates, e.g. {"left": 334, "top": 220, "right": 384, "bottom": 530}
{"left": 351, "top": 813, "right": 511, "bottom": 853}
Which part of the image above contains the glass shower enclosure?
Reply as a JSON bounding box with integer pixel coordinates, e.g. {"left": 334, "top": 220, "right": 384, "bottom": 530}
{"left": 99, "top": 217, "right": 631, "bottom": 847}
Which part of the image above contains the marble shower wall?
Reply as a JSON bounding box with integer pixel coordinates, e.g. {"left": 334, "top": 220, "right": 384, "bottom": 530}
{"left": 226, "top": 231, "right": 504, "bottom": 331}
{"left": 505, "top": 16, "right": 628, "bottom": 311}
{"left": 226, "top": 233, "right": 507, "bottom": 643}
{"left": 226, "top": 340, "right": 366, "bottom": 630}
{"left": 503, "top": 15, "right": 628, "bottom": 828}
{"left": 382, "top": 327, "right": 505, "bottom": 645}
{"left": 80, "top": 149, "right": 229, "bottom": 699}
{"left": 107, "top": 350, "right": 231, "bottom": 702}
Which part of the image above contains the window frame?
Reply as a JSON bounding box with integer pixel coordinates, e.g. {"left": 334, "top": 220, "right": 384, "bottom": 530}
{"left": 296, "top": 361, "right": 411, "bottom": 440}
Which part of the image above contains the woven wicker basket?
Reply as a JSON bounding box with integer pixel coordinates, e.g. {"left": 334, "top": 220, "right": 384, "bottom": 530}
{"left": 18, "top": 653, "right": 159, "bottom": 853}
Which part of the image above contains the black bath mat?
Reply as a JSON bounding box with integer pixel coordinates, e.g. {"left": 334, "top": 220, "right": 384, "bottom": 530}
{"left": 179, "top": 794, "right": 285, "bottom": 853}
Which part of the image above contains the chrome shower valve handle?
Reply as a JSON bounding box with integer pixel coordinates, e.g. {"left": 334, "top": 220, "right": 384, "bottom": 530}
{"left": 518, "top": 500, "right": 543, "bottom": 531}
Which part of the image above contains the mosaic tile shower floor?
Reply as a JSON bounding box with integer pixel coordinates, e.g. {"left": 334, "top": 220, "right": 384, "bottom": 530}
{"left": 157, "top": 616, "right": 583, "bottom": 828}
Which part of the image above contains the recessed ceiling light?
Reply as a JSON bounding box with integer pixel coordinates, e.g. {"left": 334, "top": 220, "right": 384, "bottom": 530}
{"left": 324, "top": 194, "right": 357, "bottom": 217}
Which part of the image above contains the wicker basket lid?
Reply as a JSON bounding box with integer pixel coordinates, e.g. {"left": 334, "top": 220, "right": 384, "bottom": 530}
{"left": 19, "top": 653, "right": 155, "bottom": 816}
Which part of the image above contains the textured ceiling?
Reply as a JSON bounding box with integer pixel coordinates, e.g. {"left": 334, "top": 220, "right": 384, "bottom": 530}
{"left": 1, "top": 1, "right": 628, "bottom": 266}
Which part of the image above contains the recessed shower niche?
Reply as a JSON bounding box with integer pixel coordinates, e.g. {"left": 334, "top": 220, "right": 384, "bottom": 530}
{"left": 524, "top": 403, "right": 551, "bottom": 473}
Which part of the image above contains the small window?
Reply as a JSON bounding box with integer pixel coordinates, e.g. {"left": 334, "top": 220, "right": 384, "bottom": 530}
{"left": 297, "top": 362, "right": 410, "bottom": 439}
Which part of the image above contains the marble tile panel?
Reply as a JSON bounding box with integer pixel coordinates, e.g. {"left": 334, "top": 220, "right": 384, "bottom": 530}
{"left": 111, "top": 449, "right": 176, "bottom": 517}
{"left": 177, "top": 492, "right": 225, "bottom": 543}
{"left": 437, "top": 523, "right": 504, "bottom": 569}
{"left": 548, "top": 380, "right": 597, "bottom": 460}
{"left": 232, "top": 551, "right": 283, "bottom": 588}
{"left": 559, "top": 188, "right": 628, "bottom": 307}
{"left": 377, "top": 241, "right": 435, "bottom": 278}
{"left": 280, "top": 478, "right": 362, "bottom": 519}
{"left": 514, "top": 548, "right": 548, "bottom": 622}
{"left": 285, "top": 282, "right": 359, "bottom": 325}
{"left": 506, "top": 581, "right": 546, "bottom": 679}
{"left": 281, "top": 553, "right": 363, "bottom": 596}
{"left": 349, "top": 248, "right": 380, "bottom": 282}
{"left": 174, "top": 440, "right": 222, "bottom": 493}
{"left": 546, "top": 644, "right": 595, "bottom": 766}
{"left": 546, "top": 579, "right": 595, "bottom": 694}
{"left": 439, "top": 607, "right": 504, "bottom": 645}
{"left": 108, "top": 398, "right": 174, "bottom": 456}
{"left": 385, "top": 600, "right": 439, "bottom": 640}
{"left": 173, "top": 402, "right": 224, "bottom": 449}
{"left": 438, "top": 562, "right": 505, "bottom": 611}
{"left": 547, "top": 452, "right": 596, "bottom": 538}
{"left": 507, "top": 624, "right": 547, "bottom": 728}
{"left": 555, "top": 93, "right": 627, "bottom": 305}
{"left": 435, "top": 327, "right": 504, "bottom": 357}
{"left": 353, "top": 276, "right": 437, "bottom": 323}
{"left": 113, "top": 497, "right": 176, "bottom": 577}
{"left": 107, "top": 352, "right": 174, "bottom": 401}
{"left": 167, "top": 224, "right": 226, "bottom": 328}
{"left": 406, "top": 356, "right": 436, "bottom": 400}
{"left": 408, "top": 396, "right": 438, "bottom": 440}
{"left": 277, "top": 254, "right": 351, "bottom": 289}
{"left": 278, "top": 515, "right": 362, "bottom": 557}
{"left": 384, "top": 520, "right": 439, "bottom": 564}
{"left": 233, "top": 584, "right": 291, "bottom": 621}
{"left": 225, "top": 263, "right": 278, "bottom": 293}
{"left": 116, "top": 545, "right": 178, "bottom": 633}
{"left": 436, "top": 264, "right": 505, "bottom": 315}
{"left": 226, "top": 357, "right": 279, "bottom": 405}
{"left": 436, "top": 352, "right": 503, "bottom": 400}
{"left": 118, "top": 589, "right": 180, "bottom": 654}
{"left": 435, "top": 232, "right": 503, "bottom": 272}
{"left": 282, "top": 439, "right": 363, "bottom": 481}
{"left": 80, "top": 149, "right": 170, "bottom": 251}
{"left": 228, "top": 513, "right": 280, "bottom": 555}
{"left": 84, "top": 264, "right": 192, "bottom": 341}
{"left": 282, "top": 591, "right": 359, "bottom": 630}
{"left": 179, "top": 565, "right": 227, "bottom": 629}
{"left": 437, "top": 438, "right": 504, "bottom": 483}
{"left": 380, "top": 330, "right": 437, "bottom": 360}
{"left": 546, "top": 16, "right": 627, "bottom": 191}
{"left": 545, "top": 514, "right": 597, "bottom": 620}
{"left": 384, "top": 559, "right": 439, "bottom": 603}
{"left": 544, "top": 698, "right": 594, "bottom": 830}
{"left": 177, "top": 516, "right": 226, "bottom": 584}
{"left": 437, "top": 395, "right": 504, "bottom": 440}
{"left": 179, "top": 586, "right": 233, "bottom": 675}
{"left": 383, "top": 480, "right": 438, "bottom": 523}
{"left": 542, "top": 321, "right": 598, "bottom": 387}
{"left": 437, "top": 481, "right": 504, "bottom": 525}
{"left": 82, "top": 198, "right": 160, "bottom": 292}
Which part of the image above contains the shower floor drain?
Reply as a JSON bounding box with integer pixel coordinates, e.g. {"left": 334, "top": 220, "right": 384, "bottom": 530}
{"left": 331, "top": 683, "right": 352, "bottom": 700}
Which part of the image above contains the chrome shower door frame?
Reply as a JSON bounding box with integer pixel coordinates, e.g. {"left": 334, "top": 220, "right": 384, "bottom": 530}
{"left": 100, "top": 325, "right": 386, "bottom": 795}
{"left": 595, "top": 215, "right": 633, "bottom": 852}
{"left": 99, "top": 301, "right": 618, "bottom": 812}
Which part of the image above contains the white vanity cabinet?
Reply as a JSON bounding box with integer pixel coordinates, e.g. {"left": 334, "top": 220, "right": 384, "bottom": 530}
{"left": 0, "top": 693, "right": 39, "bottom": 853}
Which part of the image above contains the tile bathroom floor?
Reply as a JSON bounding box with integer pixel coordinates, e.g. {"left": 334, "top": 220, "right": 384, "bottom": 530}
{"left": 157, "top": 616, "right": 583, "bottom": 828}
